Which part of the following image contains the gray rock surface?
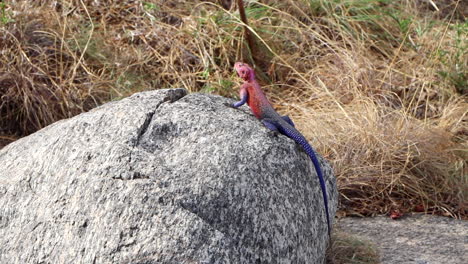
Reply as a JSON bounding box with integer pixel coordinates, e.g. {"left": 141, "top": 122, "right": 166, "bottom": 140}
{"left": 338, "top": 214, "right": 468, "bottom": 264}
{"left": 0, "top": 89, "right": 338, "bottom": 264}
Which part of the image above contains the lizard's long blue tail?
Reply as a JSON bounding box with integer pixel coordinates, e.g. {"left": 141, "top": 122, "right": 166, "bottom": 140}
{"left": 279, "top": 123, "right": 332, "bottom": 236}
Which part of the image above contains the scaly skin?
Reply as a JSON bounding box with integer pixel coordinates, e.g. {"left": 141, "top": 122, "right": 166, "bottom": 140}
{"left": 232, "top": 62, "right": 331, "bottom": 236}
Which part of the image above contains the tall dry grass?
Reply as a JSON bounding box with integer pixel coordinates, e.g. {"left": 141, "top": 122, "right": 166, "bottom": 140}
{"left": 0, "top": 0, "right": 466, "bottom": 219}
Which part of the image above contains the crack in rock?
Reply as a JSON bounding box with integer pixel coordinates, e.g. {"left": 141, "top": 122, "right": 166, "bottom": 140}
{"left": 121, "top": 89, "right": 188, "bottom": 181}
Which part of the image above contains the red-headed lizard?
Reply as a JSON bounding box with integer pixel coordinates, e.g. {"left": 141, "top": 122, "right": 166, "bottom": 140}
{"left": 232, "top": 62, "right": 331, "bottom": 236}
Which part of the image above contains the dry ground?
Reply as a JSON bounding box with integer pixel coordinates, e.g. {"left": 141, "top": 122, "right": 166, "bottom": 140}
{"left": 336, "top": 214, "right": 467, "bottom": 263}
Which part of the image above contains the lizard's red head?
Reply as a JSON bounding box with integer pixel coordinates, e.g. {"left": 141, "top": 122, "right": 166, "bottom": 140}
{"left": 234, "top": 62, "right": 255, "bottom": 82}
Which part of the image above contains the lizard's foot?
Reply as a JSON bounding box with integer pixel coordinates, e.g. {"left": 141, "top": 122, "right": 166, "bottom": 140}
{"left": 232, "top": 101, "right": 246, "bottom": 108}
{"left": 262, "top": 119, "right": 278, "bottom": 132}
{"left": 224, "top": 102, "right": 237, "bottom": 108}
{"left": 282, "top": 115, "right": 295, "bottom": 127}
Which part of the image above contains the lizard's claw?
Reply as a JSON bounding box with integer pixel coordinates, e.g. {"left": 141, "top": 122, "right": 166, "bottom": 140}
{"left": 224, "top": 102, "right": 237, "bottom": 108}
{"left": 230, "top": 101, "right": 246, "bottom": 108}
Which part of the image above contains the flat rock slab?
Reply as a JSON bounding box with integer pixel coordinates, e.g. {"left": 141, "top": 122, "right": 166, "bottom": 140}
{"left": 0, "top": 89, "right": 338, "bottom": 263}
{"left": 338, "top": 214, "right": 467, "bottom": 264}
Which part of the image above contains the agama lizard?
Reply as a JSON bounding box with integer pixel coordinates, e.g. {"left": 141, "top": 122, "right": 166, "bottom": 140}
{"left": 232, "top": 62, "right": 331, "bottom": 236}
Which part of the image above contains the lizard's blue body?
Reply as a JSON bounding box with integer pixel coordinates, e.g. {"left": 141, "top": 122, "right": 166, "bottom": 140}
{"left": 233, "top": 62, "right": 331, "bottom": 236}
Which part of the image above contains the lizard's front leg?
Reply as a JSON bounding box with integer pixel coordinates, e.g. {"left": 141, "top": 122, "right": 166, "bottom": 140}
{"left": 232, "top": 84, "right": 249, "bottom": 108}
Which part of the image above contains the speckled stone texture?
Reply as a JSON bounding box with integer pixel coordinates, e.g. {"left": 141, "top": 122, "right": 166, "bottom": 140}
{"left": 0, "top": 89, "right": 338, "bottom": 263}
{"left": 338, "top": 214, "right": 468, "bottom": 264}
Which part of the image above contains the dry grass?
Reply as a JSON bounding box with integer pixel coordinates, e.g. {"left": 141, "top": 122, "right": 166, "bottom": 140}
{"left": 326, "top": 230, "right": 380, "bottom": 264}
{"left": 0, "top": 0, "right": 466, "bottom": 221}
